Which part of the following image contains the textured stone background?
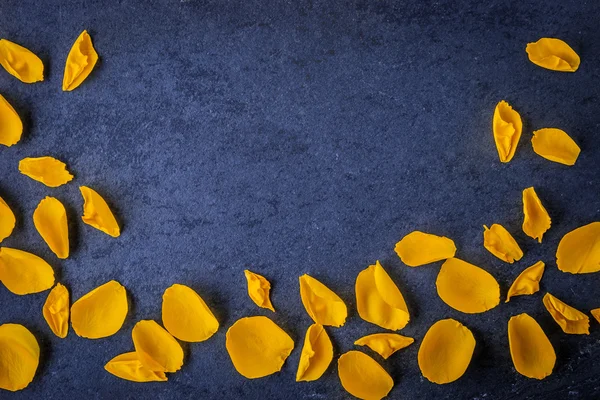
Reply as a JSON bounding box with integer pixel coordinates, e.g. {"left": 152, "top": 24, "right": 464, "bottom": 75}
{"left": 1, "top": 0, "right": 599, "bottom": 398}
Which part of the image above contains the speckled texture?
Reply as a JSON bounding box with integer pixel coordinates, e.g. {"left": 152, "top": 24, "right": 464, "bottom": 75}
{"left": 1, "top": 0, "right": 599, "bottom": 398}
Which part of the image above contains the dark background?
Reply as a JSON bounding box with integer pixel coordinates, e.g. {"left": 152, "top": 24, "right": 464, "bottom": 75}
{"left": 1, "top": 0, "right": 599, "bottom": 398}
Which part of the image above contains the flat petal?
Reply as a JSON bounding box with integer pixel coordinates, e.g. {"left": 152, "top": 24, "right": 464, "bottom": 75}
{"left": 493, "top": 100, "right": 522, "bottom": 163}
{"left": 354, "top": 333, "right": 414, "bottom": 359}
{"left": 296, "top": 323, "right": 333, "bottom": 382}
{"left": 506, "top": 261, "right": 545, "bottom": 302}
{"left": 79, "top": 186, "right": 120, "bottom": 237}
{"left": 226, "top": 316, "right": 294, "bottom": 379}
{"left": 244, "top": 270, "right": 275, "bottom": 311}
{"left": 132, "top": 320, "right": 184, "bottom": 373}
{"left": 0, "top": 39, "right": 44, "bottom": 83}
{"left": 483, "top": 224, "right": 523, "bottom": 263}
{"left": 0, "top": 324, "right": 39, "bottom": 391}
{"left": 436, "top": 258, "right": 500, "bottom": 313}
{"left": 42, "top": 283, "right": 69, "bottom": 338}
{"left": 508, "top": 313, "right": 555, "bottom": 379}
{"left": 0, "top": 247, "right": 54, "bottom": 295}
{"left": 522, "top": 187, "right": 551, "bottom": 242}
{"left": 0, "top": 197, "right": 16, "bottom": 243}
{"left": 0, "top": 94, "right": 22, "bottom": 147}
{"left": 542, "top": 293, "right": 589, "bottom": 334}
{"left": 394, "top": 231, "right": 456, "bottom": 267}
{"left": 162, "top": 284, "right": 219, "bottom": 342}
{"left": 71, "top": 280, "right": 128, "bottom": 339}
{"left": 33, "top": 196, "right": 69, "bottom": 259}
{"left": 337, "top": 351, "right": 393, "bottom": 400}
{"left": 63, "top": 30, "right": 98, "bottom": 91}
{"left": 556, "top": 222, "right": 600, "bottom": 274}
{"left": 104, "top": 352, "right": 167, "bottom": 382}
{"left": 532, "top": 128, "right": 580, "bottom": 166}
{"left": 591, "top": 308, "right": 600, "bottom": 324}
{"left": 299, "top": 274, "right": 347, "bottom": 327}
{"left": 19, "top": 157, "right": 74, "bottom": 187}
{"left": 526, "top": 38, "right": 580, "bottom": 72}
{"left": 356, "top": 261, "right": 410, "bottom": 330}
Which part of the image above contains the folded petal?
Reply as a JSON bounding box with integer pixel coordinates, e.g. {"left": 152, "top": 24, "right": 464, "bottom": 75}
{"left": 0, "top": 94, "right": 22, "bottom": 147}
{"left": 356, "top": 261, "right": 410, "bottom": 330}
{"left": 63, "top": 30, "right": 98, "bottom": 91}
{"left": 556, "top": 222, "right": 600, "bottom": 274}
{"left": 71, "top": 280, "right": 128, "bottom": 339}
{"left": 493, "top": 100, "right": 522, "bottom": 163}
{"left": 483, "top": 224, "right": 523, "bottom": 263}
{"left": 338, "top": 351, "right": 393, "bottom": 400}
{"left": 506, "top": 261, "right": 545, "bottom": 302}
{"left": 542, "top": 292, "right": 589, "bottom": 334}
{"left": 0, "top": 196, "right": 16, "bottom": 243}
{"left": 531, "top": 128, "right": 580, "bottom": 166}
{"left": 394, "top": 231, "right": 456, "bottom": 267}
{"left": 0, "top": 39, "right": 44, "bottom": 83}
{"left": 244, "top": 270, "right": 275, "bottom": 311}
{"left": 0, "top": 324, "right": 39, "bottom": 391}
{"left": 33, "top": 196, "right": 69, "bottom": 259}
{"left": 43, "top": 283, "right": 69, "bottom": 338}
{"left": 508, "top": 313, "right": 555, "bottom": 379}
{"left": 79, "top": 186, "right": 120, "bottom": 237}
{"left": 522, "top": 187, "right": 551, "bottom": 242}
{"left": 104, "top": 352, "right": 167, "bottom": 382}
{"left": 526, "top": 38, "right": 580, "bottom": 72}
{"left": 162, "top": 284, "right": 219, "bottom": 342}
{"left": 354, "top": 333, "right": 414, "bottom": 359}
{"left": 299, "top": 274, "right": 347, "bottom": 327}
{"left": 0, "top": 247, "right": 54, "bottom": 295}
{"left": 132, "top": 320, "right": 184, "bottom": 373}
{"left": 19, "top": 157, "right": 74, "bottom": 187}
{"left": 296, "top": 323, "right": 333, "bottom": 382}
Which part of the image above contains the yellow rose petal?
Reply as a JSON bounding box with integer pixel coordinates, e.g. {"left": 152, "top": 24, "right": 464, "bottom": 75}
{"left": 522, "top": 187, "right": 551, "bottom": 242}
{"left": 63, "top": 30, "right": 98, "bottom": 91}
{"left": 508, "top": 313, "right": 555, "bottom": 379}
{"left": 542, "top": 292, "right": 589, "bottom": 334}
{"left": 0, "top": 324, "right": 39, "bottom": 391}
{"left": 532, "top": 128, "right": 581, "bottom": 166}
{"left": 226, "top": 316, "right": 294, "bottom": 379}
{"left": 337, "top": 350, "right": 393, "bottom": 400}
{"left": 299, "top": 274, "right": 347, "bottom": 327}
{"left": 0, "top": 39, "right": 44, "bottom": 83}
{"left": 42, "top": 283, "right": 69, "bottom": 338}
{"left": 356, "top": 261, "right": 410, "bottom": 330}
{"left": 0, "top": 196, "right": 16, "bottom": 243}
{"left": 591, "top": 308, "right": 600, "bottom": 324}
{"left": 71, "top": 280, "right": 128, "bottom": 339}
{"left": 296, "top": 323, "right": 333, "bottom": 382}
{"left": 483, "top": 224, "right": 523, "bottom": 263}
{"left": 0, "top": 94, "right": 23, "bottom": 147}
{"left": 105, "top": 352, "right": 167, "bottom": 382}
{"left": 244, "top": 269, "right": 275, "bottom": 311}
{"left": 436, "top": 258, "right": 500, "bottom": 313}
{"left": 0, "top": 247, "right": 54, "bottom": 295}
{"left": 33, "top": 196, "right": 69, "bottom": 259}
{"left": 394, "top": 231, "right": 456, "bottom": 267}
{"left": 526, "top": 38, "right": 580, "bottom": 72}
{"left": 354, "top": 333, "right": 414, "bottom": 359}
{"left": 493, "top": 100, "right": 522, "bottom": 163}
{"left": 162, "top": 284, "right": 219, "bottom": 342}
{"left": 418, "top": 318, "right": 475, "bottom": 384}
{"left": 80, "top": 186, "right": 120, "bottom": 237}
{"left": 556, "top": 222, "right": 600, "bottom": 274}
{"left": 132, "top": 320, "right": 184, "bottom": 373}
{"left": 506, "top": 261, "right": 545, "bottom": 303}
{"left": 19, "top": 157, "right": 74, "bottom": 187}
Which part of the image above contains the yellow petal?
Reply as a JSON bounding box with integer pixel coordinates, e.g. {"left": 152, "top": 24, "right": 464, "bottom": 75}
{"left": 493, "top": 100, "right": 522, "bottom": 163}
{"left": 19, "top": 157, "right": 74, "bottom": 187}
{"left": 418, "top": 318, "right": 475, "bottom": 384}
{"left": 0, "top": 324, "right": 39, "bottom": 391}
{"left": 522, "top": 187, "right": 551, "bottom": 242}
{"left": 0, "top": 94, "right": 23, "bottom": 147}
{"left": 80, "top": 186, "right": 120, "bottom": 237}
{"left": 162, "top": 283, "right": 219, "bottom": 342}
{"left": 542, "top": 292, "right": 589, "bottom": 334}
{"left": 0, "top": 247, "right": 54, "bottom": 295}
{"left": 356, "top": 261, "right": 410, "bottom": 330}
{"left": 225, "top": 316, "right": 294, "bottom": 379}
{"left": 105, "top": 352, "right": 167, "bottom": 382}
{"left": 132, "top": 320, "right": 184, "bottom": 373}
{"left": 42, "top": 283, "right": 69, "bottom": 338}
{"left": 354, "top": 333, "right": 414, "bottom": 359}
{"left": 244, "top": 269, "right": 275, "bottom": 311}
{"left": 531, "top": 128, "right": 580, "bottom": 166}
{"left": 506, "top": 261, "right": 545, "bottom": 302}
{"left": 71, "top": 280, "right": 128, "bottom": 339}
{"left": 63, "top": 30, "right": 98, "bottom": 91}
{"left": 0, "top": 196, "right": 16, "bottom": 243}
{"left": 526, "top": 38, "right": 580, "bottom": 72}
{"left": 296, "top": 323, "right": 333, "bottom": 382}
{"left": 483, "top": 224, "right": 523, "bottom": 263}
{"left": 556, "top": 222, "right": 600, "bottom": 274}
{"left": 591, "top": 308, "right": 600, "bottom": 324}
{"left": 394, "top": 231, "right": 456, "bottom": 267}
{"left": 508, "top": 313, "right": 555, "bottom": 379}
{"left": 299, "top": 274, "right": 347, "bottom": 327}
{"left": 436, "top": 258, "right": 500, "bottom": 313}
{"left": 337, "top": 350, "right": 393, "bottom": 400}
{"left": 0, "top": 39, "right": 44, "bottom": 83}
{"left": 33, "top": 196, "right": 69, "bottom": 259}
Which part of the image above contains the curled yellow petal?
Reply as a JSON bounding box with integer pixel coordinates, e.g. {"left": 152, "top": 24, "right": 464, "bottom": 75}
{"left": 132, "top": 320, "right": 184, "bottom": 373}
{"left": 63, "top": 30, "right": 98, "bottom": 91}
{"left": 105, "top": 352, "right": 167, "bottom": 382}
{"left": 162, "top": 283, "right": 219, "bottom": 342}
{"left": 508, "top": 313, "right": 555, "bottom": 379}
{"left": 542, "top": 292, "right": 589, "bottom": 334}
{"left": 296, "top": 323, "right": 333, "bottom": 382}
{"left": 33, "top": 196, "right": 69, "bottom": 259}
{"left": 522, "top": 187, "right": 551, "bottom": 242}
{"left": 483, "top": 224, "right": 523, "bottom": 263}
{"left": 556, "top": 222, "right": 600, "bottom": 274}
{"left": 80, "top": 186, "right": 120, "bottom": 237}
{"left": 226, "top": 316, "right": 294, "bottom": 379}
{"left": 493, "top": 100, "right": 522, "bottom": 163}
{"left": 0, "top": 247, "right": 54, "bottom": 295}
{"left": 338, "top": 350, "right": 393, "bottom": 400}
{"left": 506, "top": 261, "right": 545, "bottom": 303}
{"left": 244, "top": 269, "right": 275, "bottom": 311}
{"left": 418, "top": 318, "right": 475, "bottom": 384}
{"left": 532, "top": 128, "right": 580, "bottom": 166}
{"left": 354, "top": 333, "right": 414, "bottom": 359}
{"left": 299, "top": 274, "right": 347, "bottom": 327}
{"left": 0, "top": 94, "right": 23, "bottom": 147}
{"left": 436, "top": 258, "right": 500, "bottom": 313}
{"left": 71, "top": 280, "right": 128, "bottom": 339}
{"left": 19, "top": 157, "right": 74, "bottom": 187}
{"left": 0, "top": 196, "right": 16, "bottom": 243}
{"left": 356, "top": 261, "right": 410, "bottom": 330}
{"left": 0, "top": 39, "right": 44, "bottom": 83}
{"left": 0, "top": 324, "right": 39, "bottom": 391}
{"left": 591, "top": 308, "right": 600, "bottom": 324}
{"left": 394, "top": 231, "right": 456, "bottom": 267}
{"left": 42, "top": 283, "right": 69, "bottom": 338}
{"left": 526, "top": 38, "right": 580, "bottom": 72}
